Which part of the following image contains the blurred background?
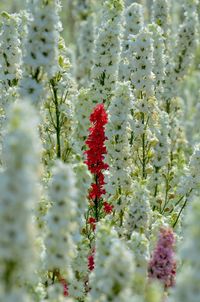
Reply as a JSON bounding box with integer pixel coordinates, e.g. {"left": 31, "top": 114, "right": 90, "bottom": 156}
{"left": 0, "top": 0, "right": 76, "bottom": 44}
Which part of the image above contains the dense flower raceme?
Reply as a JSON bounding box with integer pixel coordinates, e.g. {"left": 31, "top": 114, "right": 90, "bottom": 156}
{"left": 0, "top": 12, "right": 22, "bottom": 91}
{"left": 91, "top": 0, "right": 123, "bottom": 104}
{"left": 87, "top": 219, "right": 136, "bottom": 302}
{"left": 85, "top": 103, "right": 113, "bottom": 222}
{"left": 148, "top": 227, "right": 176, "bottom": 289}
{"left": 169, "top": 198, "right": 200, "bottom": 302}
{"left": 0, "top": 100, "right": 42, "bottom": 300}
{"left": 119, "top": 3, "right": 144, "bottom": 82}
{"left": 44, "top": 160, "right": 78, "bottom": 297}
{"left": 105, "top": 82, "right": 133, "bottom": 214}
{"left": 20, "top": 0, "right": 62, "bottom": 104}
{"left": 1, "top": 1, "right": 200, "bottom": 301}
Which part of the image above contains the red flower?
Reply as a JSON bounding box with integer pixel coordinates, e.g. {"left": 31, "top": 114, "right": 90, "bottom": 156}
{"left": 103, "top": 202, "right": 113, "bottom": 214}
{"left": 88, "top": 217, "right": 96, "bottom": 231}
{"left": 84, "top": 103, "right": 109, "bottom": 222}
{"left": 59, "top": 278, "right": 68, "bottom": 297}
{"left": 90, "top": 103, "right": 108, "bottom": 125}
{"left": 88, "top": 249, "right": 95, "bottom": 271}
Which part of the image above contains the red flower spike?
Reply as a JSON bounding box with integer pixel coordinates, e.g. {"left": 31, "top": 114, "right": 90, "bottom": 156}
{"left": 84, "top": 103, "right": 110, "bottom": 221}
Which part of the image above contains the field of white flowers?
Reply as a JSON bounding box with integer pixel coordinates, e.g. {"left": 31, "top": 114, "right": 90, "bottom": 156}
{"left": 0, "top": 0, "right": 200, "bottom": 301}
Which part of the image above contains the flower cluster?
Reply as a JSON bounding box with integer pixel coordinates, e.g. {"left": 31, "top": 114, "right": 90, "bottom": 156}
{"left": 91, "top": 0, "right": 123, "bottom": 104}
{"left": 69, "top": 238, "right": 90, "bottom": 300}
{"left": 0, "top": 100, "right": 42, "bottom": 299}
{"left": 119, "top": 3, "right": 144, "bottom": 81}
{"left": 1, "top": 1, "right": 200, "bottom": 301}
{"left": 73, "top": 88, "right": 93, "bottom": 156}
{"left": 85, "top": 103, "right": 111, "bottom": 221}
{"left": 178, "top": 144, "right": 200, "bottom": 196}
{"left": 149, "top": 24, "right": 166, "bottom": 99}
{"left": 76, "top": 14, "right": 95, "bottom": 86}
{"left": 124, "top": 181, "right": 151, "bottom": 237}
{"left": 20, "top": 0, "right": 62, "bottom": 104}
{"left": 173, "top": 0, "right": 198, "bottom": 81}
{"left": 73, "top": 162, "right": 92, "bottom": 231}
{"left": 128, "top": 27, "right": 155, "bottom": 98}
{"left": 169, "top": 198, "right": 200, "bottom": 302}
{"left": 0, "top": 12, "right": 22, "bottom": 92}
{"left": 105, "top": 82, "right": 133, "bottom": 213}
{"left": 151, "top": 0, "right": 171, "bottom": 38}
{"left": 88, "top": 220, "right": 135, "bottom": 302}
{"left": 129, "top": 232, "right": 150, "bottom": 294}
{"left": 148, "top": 227, "right": 176, "bottom": 289}
{"left": 44, "top": 160, "right": 77, "bottom": 281}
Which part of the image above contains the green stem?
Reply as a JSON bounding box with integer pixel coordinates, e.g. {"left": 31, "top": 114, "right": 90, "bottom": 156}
{"left": 161, "top": 176, "right": 169, "bottom": 214}
{"left": 119, "top": 209, "right": 123, "bottom": 227}
{"left": 51, "top": 81, "right": 61, "bottom": 158}
{"left": 141, "top": 112, "right": 146, "bottom": 179}
{"left": 94, "top": 174, "right": 99, "bottom": 222}
{"left": 173, "top": 198, "right": 187, "bottom": 228}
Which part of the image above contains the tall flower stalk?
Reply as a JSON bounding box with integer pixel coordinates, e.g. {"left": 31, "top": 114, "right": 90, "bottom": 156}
{"left": 85, "top": 103, "right": 111, "bottom": 223}
{"left": 148, "top": 227, "right": 176, "bottom": 290}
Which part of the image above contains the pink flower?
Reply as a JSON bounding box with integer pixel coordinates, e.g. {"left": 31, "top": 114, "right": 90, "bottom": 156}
{"left": 88, "top": 249, "right": 95, "bottom": 271}
{"left": 148, "top": 227, "right": 176, "bottom": 289}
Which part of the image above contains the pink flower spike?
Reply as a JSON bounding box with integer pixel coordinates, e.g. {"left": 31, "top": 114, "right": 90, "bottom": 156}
{"left": 148, "top": 227, "right": 176, "bottom": 289}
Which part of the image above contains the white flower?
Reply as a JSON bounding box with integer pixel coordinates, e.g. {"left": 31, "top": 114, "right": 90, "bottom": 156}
{"left": 20, "top": 77, "right": 44, "bottom": 104}
{"left": 88, "top": 219, "right": 136, "bottom": 302}
{"left": 105, "top": 82, "right": 133, "bottom": 211}
{"left": 91, "top": 0, "right": 123, "bottom": 104}
{"left": 44, "top": 160, "right": 78, "bottom": 278}
{"left": 0, "top": 100, "right": 42, "bottom": 296}
{"left": 169, "top": 198, "right": 200, "bottom": 302}
{"left": 124, "top": 182, "right": 152, "bottom": 237}
{"left": 128, "top": 28, "right": 155, "bottom": 98}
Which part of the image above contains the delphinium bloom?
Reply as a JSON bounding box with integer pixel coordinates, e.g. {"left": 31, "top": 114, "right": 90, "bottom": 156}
{"left": 128, "top": 27, "right": 160, "bottom": 180}
{"left": 162, "top": 0, "right": 198, "bottom": 102}
{"left": 0, "top": 12, "right": 22, "bottom": 107}
{"left": 149, "top": 110, "right": 170, "bottom": 211}
{"left": 179, "top": 144, "right": 200, "bottom": 195}
{"left": 0, "top": 100, "right": 42, "bottom": 301}
{"left": 148, "top": 23, "right": 166, "bottom": 100}
{"left": 44, "top": 160, "right": 78, "bottom": 297}
{"left": 124, "top": 182, "right": 151, "bottom": 238}
{"left": 69, "top": 238, "right": 91, "bottom": 300}
{"left": 41, "top": 37, "right": 77, "bottom": 162}
{"left": 105, "top": 82, "right": 133, "bottom": 219}
{"left": 173, "top": 144, "right": 200, "bottom": 228}
{"left": 129, "top": 232, "right": 150, "bottom": 295}
{"left": 87, "top": 219, "right": 137, "bottom": 302}
{"left": 73, "top": 162, "right": 92, "bottom": 232}
{"left": 151, "top": 0, "right": 171, "bottom": 39}
{"left": 20, "top": 0, "right": 62, "bottom": 104}
{"left": 73, "top": 88, "right": 93, "bottom": 156}
{"left": 173, "top": 0, "right": 198, "bottom": 81}
{"left": 169, "top": 198, "right": 200, "bottom": 302}
{"left": 148, "top": 227, "right": 176, "bottom": 289}
{"left": 76, "top": 13, "right": 95, "bottom": 86}
{"left": 119, "top": 3, "right": 144, "bottom": 82}
{"left": 85, "top": 103, "right": 112, "bottom": 223}
{"left": 91, "top": 0, "right": 124, "bottom": 105}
